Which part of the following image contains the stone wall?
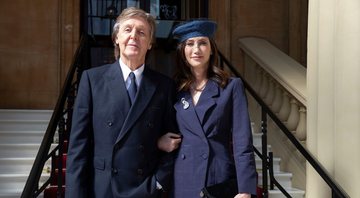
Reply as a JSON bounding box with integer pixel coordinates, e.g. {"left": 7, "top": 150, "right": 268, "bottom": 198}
{"left": 0, "top": 0, "right": 79, "bottom": 109}
{"left": 209, "top": 0, "right": 307, "bottom": 73}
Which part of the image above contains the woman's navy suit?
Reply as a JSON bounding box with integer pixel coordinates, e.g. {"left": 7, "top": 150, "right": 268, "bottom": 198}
{"left": 65, "top": 61, "right": 177, "bottom": 198}
{"left": 172, "top": 78, "right": 257, "bottom": 197}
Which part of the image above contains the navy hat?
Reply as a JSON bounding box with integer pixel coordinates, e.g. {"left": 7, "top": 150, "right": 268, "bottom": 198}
{"left": 172, "top": 19, "right": 217, "bottom": 42}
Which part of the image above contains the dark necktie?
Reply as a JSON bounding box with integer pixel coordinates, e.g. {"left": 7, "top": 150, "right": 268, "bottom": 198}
{"left": 128, "top": 72, "right": 137, "bottom": 104}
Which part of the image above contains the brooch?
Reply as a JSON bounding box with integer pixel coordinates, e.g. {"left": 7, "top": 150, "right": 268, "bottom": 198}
{"left": 181, "top": 98, "right": 189, "bottom": 110}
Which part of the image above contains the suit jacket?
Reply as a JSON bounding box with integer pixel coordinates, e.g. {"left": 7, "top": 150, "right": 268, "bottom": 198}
{"left": 65, "top": 61, "right": 177, "bottom": 198}
{"left": 172, "top": 78, "right": 257, "bottom": 198}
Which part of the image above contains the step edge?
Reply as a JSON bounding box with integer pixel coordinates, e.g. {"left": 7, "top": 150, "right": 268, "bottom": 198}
{"left": 0, "top": 157, "right": 36, "bottom": 160}
{"left": 0, "top": 173, "right": 50, "bottom": 177}
{"left": 257, "top": 171, "right": 293, "bottom": 177}
{"left": 0, "top": 143, "right": 42, "bottom": 146}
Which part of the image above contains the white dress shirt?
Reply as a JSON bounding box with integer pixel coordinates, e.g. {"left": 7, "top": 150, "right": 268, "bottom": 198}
{"left": 119, "top": 58, "right": 144, "bottom": 89}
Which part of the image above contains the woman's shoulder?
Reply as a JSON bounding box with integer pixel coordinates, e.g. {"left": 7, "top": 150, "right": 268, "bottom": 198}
{"left": 226, "top": 77, "right": 244, "bottom": 88}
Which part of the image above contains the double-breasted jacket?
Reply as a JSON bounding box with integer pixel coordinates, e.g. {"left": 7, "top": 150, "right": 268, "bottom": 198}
{"left": 65, "top": 61, "right": 177, "bottom": 198}
{"left": 172, "top": 78, "right": 257, "bottom": 197}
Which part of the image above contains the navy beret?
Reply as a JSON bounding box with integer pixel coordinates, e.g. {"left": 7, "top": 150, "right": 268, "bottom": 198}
{"left": 172, "top": 19, "right": 217, "bottom": 42}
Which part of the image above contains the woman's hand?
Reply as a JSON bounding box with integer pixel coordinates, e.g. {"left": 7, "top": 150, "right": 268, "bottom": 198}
{"left": 157, "top": 132, "right": 182, "bottom": 152}
{"left": 234, "top": 193, "right": 251, "bottom": 198}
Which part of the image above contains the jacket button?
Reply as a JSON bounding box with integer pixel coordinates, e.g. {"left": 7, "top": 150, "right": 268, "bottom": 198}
{"left": 181, "top": 154, "right": 186, "bottom": 159}
{"left": 137, "top": 169, "right": 143, "bottom": 175}
{"left": 201, "top": 153, "right": 208, "bottom": 159}
{"left": 112, "top": 168, "right": 118, "bottom": 174}
{"left": 107, "top": 121, "right": 113, "bottom": 127}
{"left": 147, "top": 122, "right": 154, "bottom": 128}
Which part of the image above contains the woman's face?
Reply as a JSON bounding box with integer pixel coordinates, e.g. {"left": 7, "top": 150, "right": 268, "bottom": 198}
{"left": 115, "top": 16, "right": 152, "bottom": 64}
{"left": 184, "top": 36, "right": 212, "bottom": 70}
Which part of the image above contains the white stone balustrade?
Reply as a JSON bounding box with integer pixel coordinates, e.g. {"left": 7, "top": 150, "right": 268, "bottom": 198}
{"left": 239, "top": 37, "right": 307, "bottom": 141}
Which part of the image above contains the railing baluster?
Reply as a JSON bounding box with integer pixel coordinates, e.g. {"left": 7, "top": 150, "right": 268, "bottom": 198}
{"left": 278, "top": 92, "right": 291, "bottom": 122}
{"left": 286, "top": 98, "right": 300, "bottom": 131}
{"left": 264, "top": 79, "right": 275, "bottom": 105}
{"left": 271, "top": 84, "right": 283, "bottom": 113}
{"left": 268, "top": 152, "right": 274, "bottom": 190}
{"left": 261, "top": 107, "right": 268, "bottom": 198}
{"left": 254, "top": 67, "right": 262, "bottom": 93}
{"left": 57, "top": 117, "right": 65, "bottom": 198}
{"left": 296, "top": 107, "right": 307, "bottom": 140}
{"left": 259, "top": 72, "right": 269, "bottom": 98}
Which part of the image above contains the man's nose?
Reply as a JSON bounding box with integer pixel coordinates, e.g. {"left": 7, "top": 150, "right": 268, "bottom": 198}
{"left": 130, "top": 30, "right": 137, "bottom": 39}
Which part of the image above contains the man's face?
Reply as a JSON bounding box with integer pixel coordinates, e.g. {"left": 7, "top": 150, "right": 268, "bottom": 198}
{"left": 115, "top": 16, "right": 152, "bottom": 64}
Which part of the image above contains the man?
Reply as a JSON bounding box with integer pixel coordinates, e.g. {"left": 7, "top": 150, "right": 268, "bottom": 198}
{"left": 65, "top": 7, "right": 177, "bottom": 198}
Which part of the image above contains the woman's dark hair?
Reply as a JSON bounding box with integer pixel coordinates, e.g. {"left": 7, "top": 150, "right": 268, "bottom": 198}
{"left": 174, "top": 38, "right": 230, "bottom": 92}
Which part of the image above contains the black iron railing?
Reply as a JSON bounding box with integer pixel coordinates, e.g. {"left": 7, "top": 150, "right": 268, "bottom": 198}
{"left": 218, "top": 51, "right": 350, "bottom": 198}
{"left": 21, "top": 34, "right": 89, "bottom": 198}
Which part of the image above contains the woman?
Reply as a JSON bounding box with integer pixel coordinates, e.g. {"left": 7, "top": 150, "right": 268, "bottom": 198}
{"left": 158, "top": 20, "right": 257, "bottom": 198}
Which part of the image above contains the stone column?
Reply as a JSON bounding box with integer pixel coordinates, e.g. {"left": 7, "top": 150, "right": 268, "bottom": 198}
{"left": 307, "top": 0, "right": 360, "bottom": 197}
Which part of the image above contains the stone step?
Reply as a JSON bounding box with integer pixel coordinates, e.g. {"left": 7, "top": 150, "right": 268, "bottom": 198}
{"left": 252, "top": 132, "right": 262, "bottom": 146}
{"left": 258, "top": 171, "right": 293, "bottom": 189}
{"left": 0, "top": 157, "right": 51, "bottom": 174}
{"left": 0, "top": 109, "right": 52, "bottom": 197}
{"left": 0, "top": 144, "right": 41, "bottom": 158}
{"left": 256, "top": 157, "right": 281, "bottom": 173}
{"left": 0, "top": 131, "right": 45, "bottom": 144}
{"left": 0, "top": 120, "right": 49, "bottom": 132}
{"left": 268, "top": 187, "right": 305, "bottom": 198}
{"left": 0, "top": 144, "right": 56, "bottom": 158}
{"left": 0, "top": 173, "right": 49, "bottom": 195}
{"left": 0, "top": 190, "right": 43, "bottom": 198}
{"left": 0, "top": 109, "right": 52, "bottom": 121}
{"left": 254, "top": 144, "right": 272, "bottom": 154}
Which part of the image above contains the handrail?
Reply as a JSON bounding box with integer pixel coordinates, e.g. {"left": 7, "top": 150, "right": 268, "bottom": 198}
{"left": 21, "top": 34, "right": 88, "bottom": 198}
{"left": 218, "top": 51, "right": 350, "bottom": 198}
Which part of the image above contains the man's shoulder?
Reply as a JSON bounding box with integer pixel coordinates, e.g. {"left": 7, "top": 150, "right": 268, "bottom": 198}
{"left": 81, "top": 62, "right": 119, "bottom": 82}
{"left": 85, "top": 62, "right": 115, "bottom": 74}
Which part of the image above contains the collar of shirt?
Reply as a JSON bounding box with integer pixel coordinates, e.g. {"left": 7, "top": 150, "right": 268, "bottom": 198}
{"left": 119, "top": 58, "right": 144, "bottom": 89}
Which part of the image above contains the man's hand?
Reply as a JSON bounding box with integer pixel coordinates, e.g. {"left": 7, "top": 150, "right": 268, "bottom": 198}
{"left": 157, "top": 132, "right": 182, "bottom": 152}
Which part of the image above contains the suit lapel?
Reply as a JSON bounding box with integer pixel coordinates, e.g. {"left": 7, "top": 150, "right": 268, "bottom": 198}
{"left": 115, "top": 67, "right": 157, "bottom": 143}
{"left": 194, "top": 80, "right": 219, "bottom": 125}
{"left": 105, "top": 62, "right": 131, "bottom": 122}
{"left": 175, "top": 92, "right": 207, "bottom": 140}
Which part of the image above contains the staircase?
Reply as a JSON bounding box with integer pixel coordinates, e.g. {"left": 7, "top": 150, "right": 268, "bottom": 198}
{"left": 0, "top": 108, "right": 306, "bottom": 198}
{"left": 252, "top": 132, "right": 305, "bottom": 198}
{"left": 0, "top": 109, "right": 52, "bottom": 198}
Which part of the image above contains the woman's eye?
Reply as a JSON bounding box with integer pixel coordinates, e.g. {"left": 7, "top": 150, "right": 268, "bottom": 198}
{"left": 199, "top": 41, "right": 208, "bottom": 46}
{"left": 186, "top": 43, "right": 194, "bottom": 47}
